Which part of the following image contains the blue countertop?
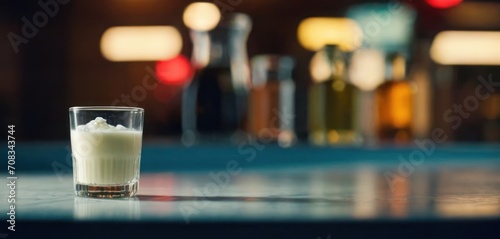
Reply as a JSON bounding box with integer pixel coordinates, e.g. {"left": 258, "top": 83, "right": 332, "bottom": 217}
{"left": 1, "top": 142, "right": 500, "bottom": 238}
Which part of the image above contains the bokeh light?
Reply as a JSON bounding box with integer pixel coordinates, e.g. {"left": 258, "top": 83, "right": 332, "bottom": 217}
{"left": 346, "top": 4, "right": 416, "bottom": 52}
{"left": 349, "top": 49, "right": 385, "bottom": 91}
{"left": 430, "top": 31, "right": 500, "bottom": 65}
{"left": 309, "top": 50, "right": 331, "bottom": 83}
{"left": 183, "top": 2, "right": 221, "bottom": 31}
{"left": 155, "top": 54, "right": 193, "bottom": 85}
{"left": 101, "top": 26, "right": 182, "bottom": 62}
{"left": 297, "top": 17, "right": 362, "bottom": 52}
{"left": 426, "top": 0, "right": 462, "bottom": 9}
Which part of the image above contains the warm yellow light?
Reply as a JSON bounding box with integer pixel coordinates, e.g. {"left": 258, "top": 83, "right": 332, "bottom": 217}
{"left": 349, "top": 49, "right": 385, "bottom": 91}
{"left": 390, "top": 83, "right": 413, "bottom": 129}
{"left": 430, "top": 31, "right": 500, "bottom": 65}
{"left": 183, "top": 2, "right": 221, "bottom": 31}
{"left": 297, "top": 17, "right": 362, "bottom": 52}
{"left": 100, "top": 26, "right": 182, "bottom": 62}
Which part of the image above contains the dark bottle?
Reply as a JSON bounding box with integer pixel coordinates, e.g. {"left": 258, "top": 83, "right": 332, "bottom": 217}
{"left": 182, "top": 13, "right": 252, "bottom": 145}
{"left": 375, "top": 53, "right": 414, "bottom": 143}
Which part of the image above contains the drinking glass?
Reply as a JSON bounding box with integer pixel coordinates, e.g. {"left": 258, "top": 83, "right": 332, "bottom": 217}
{"left": 69, "top": 106, "right": 144, "bottom": 198}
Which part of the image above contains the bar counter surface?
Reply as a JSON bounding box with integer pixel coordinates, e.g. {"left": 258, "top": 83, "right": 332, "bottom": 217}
{"left": 3, "top": 142, "right": 500, "bottom": 238}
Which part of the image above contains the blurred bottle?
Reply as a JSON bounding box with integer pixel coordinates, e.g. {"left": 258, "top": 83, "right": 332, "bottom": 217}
{"left": 182, "top": 13, "right": 252, "bottom": 145}
{"left": 375, "top": 53, "right": 414, "bottom": 143}
{"left": 348, "top": 49, "right": 385, "bottom": 145}
{"left": 308, "top": 83, "right": 326, "bottom": 145}
{"left": 482, "top": 94, "right": 500, "bottom": 142}
{"left": 308, "top": 47, "right": 328, "bottom": 145}
{"left": 308, "top": 45, "right": 361, "bottom": 145}
{"left": 248, "top": 55, "right": 296, "bottom": 147}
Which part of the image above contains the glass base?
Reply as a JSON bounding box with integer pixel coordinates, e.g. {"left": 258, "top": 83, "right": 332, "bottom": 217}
{"left": 75, "top": 181, "right": 138, "bottom": 198}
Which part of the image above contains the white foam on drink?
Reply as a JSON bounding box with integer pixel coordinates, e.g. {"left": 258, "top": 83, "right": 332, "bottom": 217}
{"left": 71, "top": 117, "right": 142, "bottom": 185}
{"left": 76, "top": 117, "right": 127, "bottom": 131}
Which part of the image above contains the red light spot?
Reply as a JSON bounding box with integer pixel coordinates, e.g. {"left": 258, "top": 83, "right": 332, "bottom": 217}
{"left": 155, "top": 54, "right": 193, "bottom": 85}
{"left": 426, "top": 0, "right": 462, "bottom": 9}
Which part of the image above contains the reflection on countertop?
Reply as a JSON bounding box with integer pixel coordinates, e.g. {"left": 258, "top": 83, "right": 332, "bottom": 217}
{"left": 15, "top": 162, "right": 500, "bottom": 223}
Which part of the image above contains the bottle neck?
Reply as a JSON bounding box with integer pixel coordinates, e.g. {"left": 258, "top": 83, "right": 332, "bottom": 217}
{"left": 251, "top": 55, "right": 295, "bottom": 88}
{"left": 385, "top": 54, "right": 406, "bottom": 81}
{"left": 190, "top": 13, "right": 252, "bottom": 91}
{"left": 330, "top": 61, "right": 345, "bottom": 82}
{"left": 324, "top": 45, "right": 346, "bottom": 82}
{"left": 190, "top": 30, "right": 235, "bottom": 69}
{"left": 191, "top": 23, "right": 250, "bottom": 69}
{"left": 190, "top": 31, "right": 210, "bottom": 69}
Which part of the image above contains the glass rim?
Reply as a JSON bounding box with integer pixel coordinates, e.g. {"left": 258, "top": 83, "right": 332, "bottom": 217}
{"left": 69, "top": 106, "right": 144, "bottom": 112}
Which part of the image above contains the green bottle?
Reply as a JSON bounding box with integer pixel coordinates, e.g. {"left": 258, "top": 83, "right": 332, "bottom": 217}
{"left": 309, "top": 45, "right": 361, "bottom": 145}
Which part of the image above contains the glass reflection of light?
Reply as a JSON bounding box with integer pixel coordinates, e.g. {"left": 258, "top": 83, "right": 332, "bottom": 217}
{"left": 436, "top": 200, "right": 500, "bottom": 217}
{"left": 389, "top": 176, "right": 409, "bottom": 217}
{"left": 139, "top": 173, "right": 177, "bottom": 197}
{"left": 233, "top": 175, "right": 267, "bottom": 197}
{"left": 100, "top": 26, "right": 182, "bottom": 62}
{"left": 430, "top": 31, "right": 500, "bottom": 65}
{"left": 353, "top": 167, "right": 378, "bottom": 218}
{"left": 435, "top": 169, "right": 500, "bottom": 217}
{"left": 190, "top": 31, "right": 211, "bottom": 68}
{"left": 297, "top": 17, "right": 362, "bottom": 52}
{"left": 74, "top": 197, "right": 140, "bottom": 220}
{"left": 409, "top": 172, "right": 431, "bottom": 215}
{"left": 135, "top": 174, "right": 178, "bottom": 217}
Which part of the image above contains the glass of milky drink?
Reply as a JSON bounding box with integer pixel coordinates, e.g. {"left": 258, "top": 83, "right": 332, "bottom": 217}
{"left": 69, "top": 106, "right": 144, "bottom": 198}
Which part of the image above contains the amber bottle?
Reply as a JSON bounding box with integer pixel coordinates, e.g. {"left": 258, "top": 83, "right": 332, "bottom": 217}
{"left": 375, "top": 53, "right": 414, "bottom": 143}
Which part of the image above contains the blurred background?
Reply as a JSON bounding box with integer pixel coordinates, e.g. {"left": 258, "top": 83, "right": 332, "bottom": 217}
{"left": 1, "top": 0, "right": 500, "bottom": 142}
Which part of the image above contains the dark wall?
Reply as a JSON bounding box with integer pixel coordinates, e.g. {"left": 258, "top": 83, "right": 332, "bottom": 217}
{"left": 1, "top": 0, "right": 499, "bottom": 141}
